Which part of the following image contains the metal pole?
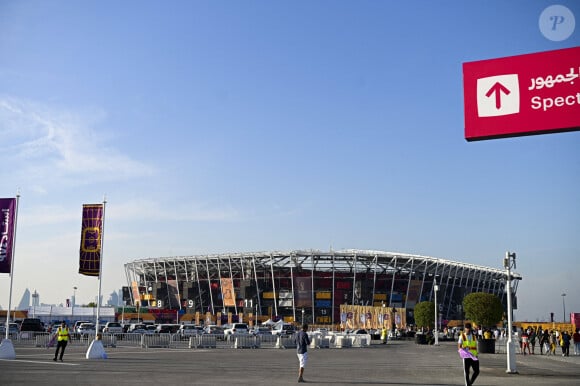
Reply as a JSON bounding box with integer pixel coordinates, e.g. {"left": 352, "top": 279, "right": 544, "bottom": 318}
{"left": 505, "top": 251, "right": 517, "bottom": 374}
{"left": 562, "top": 293, "right": 566, "bottom": 322}
{"left": 4, "top": 193, "right": 20, "bottom": 341}
{"left": 434, "top": 279, "right": 439, "bottom": 346}
{"left": 95, "top": 198, "right": 106, "bottom": 339}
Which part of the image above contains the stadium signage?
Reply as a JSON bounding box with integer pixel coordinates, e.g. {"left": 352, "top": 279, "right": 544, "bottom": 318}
{"left": 463, "top": 46, "right": 580, "bottom": 141}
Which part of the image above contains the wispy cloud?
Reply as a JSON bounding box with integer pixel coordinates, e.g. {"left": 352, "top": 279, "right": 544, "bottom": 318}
{"left": 0, "top": 96, "right": 155, "bottom": 190}
{"left": 109, "top": 198, "right": 242, "bottom": 222}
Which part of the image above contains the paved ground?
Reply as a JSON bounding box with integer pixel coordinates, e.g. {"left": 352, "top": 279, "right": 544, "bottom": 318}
{"left": 1, "top": 340, "right": 579, "bottom": 385}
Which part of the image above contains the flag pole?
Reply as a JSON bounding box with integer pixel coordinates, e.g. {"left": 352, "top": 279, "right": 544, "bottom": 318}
{"left": 0, "top": 192, "right": 19, "bottom": 359}
{"left": 86, "top": 196, "right": 107, "bottom": 360}
{"left": 95, "top": 196, "right": 106, "bottom": 339}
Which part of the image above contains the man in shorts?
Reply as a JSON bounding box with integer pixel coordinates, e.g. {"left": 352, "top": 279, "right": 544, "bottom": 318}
{"left": 295, "top": 323, "right": 311, "bottom": 383}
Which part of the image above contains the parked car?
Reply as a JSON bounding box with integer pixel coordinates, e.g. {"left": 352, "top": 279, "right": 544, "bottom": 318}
{"left": 77, "top": 323, "right": 96, "bottom": 337}
{"left": 102, "top": 322, "right": 123, "bottom": 334}
{"left": 271, "top": 323, "right": 296, "bottom": 336}
{"left": 178, "top": 324, "right": 203, "bottom": 339}
{"left": 19, "top": 318, "right": 44, "bottom": 332}
{"left": 155, "top": 324, "right": 180, "bottom": 334}
{"left": 204, "top": 325, "right": 223, "bottom": 334}
{"left": 127, "top": 323, "right": 147, "bottom": 334}
{"left": 251, "top": 326, "right": 271, "bottom": 336}
{"left": 224, "top": 323, "right": 249, "bottom": 338}
{"left": 1, "top": 323, "right": 19, "bottom": 335}
{"left": 73, "top": 320, "right": 92, "bottom": 333}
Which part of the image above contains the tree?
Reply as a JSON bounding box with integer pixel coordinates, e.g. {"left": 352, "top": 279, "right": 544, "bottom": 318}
{"left": 462, "top": 292, "right": 503, "bottom": 328}
{"left": 413, "top": 301, "right": 435, "bottom": 329}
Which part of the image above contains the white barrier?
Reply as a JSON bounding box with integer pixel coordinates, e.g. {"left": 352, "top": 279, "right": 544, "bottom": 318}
{"left": 310, "top": 336, "right": 330, "bottom": 349}
{"left": 350, "top": 335, "right": 369, "bottom": 347}
{"left": 142, "top": 333, "right": 171, "bottom": 348}
{"left": 335, "top": 335, "right": 351, "bottom": 348}
{"left": 234, "top": 335, "right": 259, "bottom": 349}
{"left": 196, "top": 334, "right": 217, "bottom": 348}
{"left": 276, "top": 335, "right": 297, "bottom": 349}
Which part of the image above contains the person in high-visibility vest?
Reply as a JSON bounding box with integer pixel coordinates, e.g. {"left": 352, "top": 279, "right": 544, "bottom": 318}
{"left": 381, "top": 327, "right": 388, "bottom": 344}
{"left": 53, "top": 322, "right": 70, "bottom": 362}
{"left": 457, "top": 322, "right": 479, "bottom": 386}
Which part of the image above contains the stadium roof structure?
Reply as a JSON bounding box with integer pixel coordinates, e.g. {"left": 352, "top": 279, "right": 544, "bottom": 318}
{"left": 124, "top": 249, "right": 522, "bottom": 323}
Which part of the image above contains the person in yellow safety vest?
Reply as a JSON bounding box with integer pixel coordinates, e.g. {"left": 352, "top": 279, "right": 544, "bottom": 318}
{"left": 457, "top": 322, "right": 479, "bottom": 386}
{"left": 53, "top": 322, "right": 70, "bottom": 362}
{"left": 381, "top": 327, "right": 388, "bottom": 344}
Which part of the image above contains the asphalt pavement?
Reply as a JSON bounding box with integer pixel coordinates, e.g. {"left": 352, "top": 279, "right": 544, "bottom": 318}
{"left": 1, "top": 339, "right": 579, "bottom": 385}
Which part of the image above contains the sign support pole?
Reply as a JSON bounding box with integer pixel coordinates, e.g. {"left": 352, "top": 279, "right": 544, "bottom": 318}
{"left": 0, "top": 193, "right": 20, "bottom": 360}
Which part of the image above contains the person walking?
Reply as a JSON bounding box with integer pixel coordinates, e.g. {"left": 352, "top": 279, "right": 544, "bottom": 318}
{"left": 521, "top": 329, "right": 530, "bottom": 355}
{"left": 561, "top": 331, "right": 571, "bottom": 357}
{"left": 295, "top": 323, "right": 311, "bottom": 383}
{"left": 541, "top": 329, "right": 550, "bottom": 355}
{"left": 381, "top": 326, "right": 388, "bottom": 344}
{"left": 458, "top": 323, "right": 479, "bottom": 386}
{"left": 529, "top": 327, "right": 536, "bottom": 354}
{"left": 53, "top": 322, "right": 70, "bottom": 362}
{"left": 573, "top": 328, "right": 580, "bottom": 356}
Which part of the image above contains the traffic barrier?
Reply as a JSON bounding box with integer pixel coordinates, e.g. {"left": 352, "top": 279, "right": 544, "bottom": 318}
{"left": 100, "top": 334, "right": 117, "bottom": 348}
{"left": 334, "top": 335, "right": 351, "bottom": 348}
{"left": 142, "top": 333, "right": 171, "bottom": 348}
{"left": 118, "top": 333, "right": 143, "bottom": 346}
{"left": 310, "top": 335, "right": 330, "bottom": 349}
{"left": 276, "top": 335, "right": 297, "bottom": 349}
{"left": 234, "top": 335, "right": 258, "bottom": 349}
{"left": 196, "top": 334, "right": 217, "bottom": 348}
{"left": 350, "top": 335, "right": 369, "bottom": 347}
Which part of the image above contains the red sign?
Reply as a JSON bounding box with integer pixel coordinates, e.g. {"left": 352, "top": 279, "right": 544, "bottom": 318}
{"left": 463, "top": 46, "right": 580, "bottom": 141}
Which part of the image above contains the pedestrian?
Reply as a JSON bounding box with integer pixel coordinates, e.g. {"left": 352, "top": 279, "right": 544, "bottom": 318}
{"left": 573, "top": 328, "right": 580, "bottom": 356}
{"left": 53, "top": 321, "right": 70, "bottom": 362}
{"left": 295, "top": 323, "right": 311, "bottom": 383}
{"left": 549, "top": 331, "right": 557, "bottom": 356}
{"left": 561, "top": 331, "right": 571, "bottom": 357}
{"left": 521, "top": 329, "right": 530, "bottom": 355}
{"left": 541, "top": 329, "right": 550, "bottom": 355}
{"left": 529, "top": 327, "right": 536, "bottom": 354}
{"left": 458, "top": 322, "right": 479, "bottom": 386}
{"left": 381, "top": 326, "right": 388, "bottom": 344}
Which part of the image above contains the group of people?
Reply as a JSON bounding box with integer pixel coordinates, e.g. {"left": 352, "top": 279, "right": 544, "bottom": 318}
{"left": 517, "top": 326, "right": 580, "bottom": 357}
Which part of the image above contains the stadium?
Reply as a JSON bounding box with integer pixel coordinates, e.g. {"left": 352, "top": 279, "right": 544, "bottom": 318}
{"left": 123, "top": 249, "right": 522, "bottom": 326}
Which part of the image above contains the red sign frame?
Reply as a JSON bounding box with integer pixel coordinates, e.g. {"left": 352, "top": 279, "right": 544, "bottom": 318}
{"left": 463, "top": 46, "right": 580, "bottom": 141}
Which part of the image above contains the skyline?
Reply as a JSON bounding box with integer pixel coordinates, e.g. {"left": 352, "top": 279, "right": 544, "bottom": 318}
{"left": 1, "top": 1, "right": 579, "bottom": 322}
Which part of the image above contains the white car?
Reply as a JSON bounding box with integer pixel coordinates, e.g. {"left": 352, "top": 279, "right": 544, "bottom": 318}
{"left": 271, "top": 323, "right": 296, "bottom": 336}
{"left": 224, "top": 323, "right": 249, "bottom": 338}
{"left": 178, "top": 324, "right": 203, "bottom": 339}
{"left": 102, "top": 322, "right": 123, "bottom": 334}
{"left": 77, "top": 323, "right": 96, "bottom": 337}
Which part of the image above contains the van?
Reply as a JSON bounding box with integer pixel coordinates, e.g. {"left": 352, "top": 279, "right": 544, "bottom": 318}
{"left": 102, "top": 322, "right": 123, "bottom": 334}
{"left": 73, "top": 320, "right": 92, "bottom": 333}
{"left": 19, "top": 318, "right": 44, "bottom": 332}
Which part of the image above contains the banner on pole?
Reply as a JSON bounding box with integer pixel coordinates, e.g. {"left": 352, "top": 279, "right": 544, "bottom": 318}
{"left": 79, "top": 204, "right": 104, "bottom": 276}
{"left": 220, "top": 278, "right": 236, "bottom": 307}
{"left": 0, "top": 198, "right": 16, "bottom": 274}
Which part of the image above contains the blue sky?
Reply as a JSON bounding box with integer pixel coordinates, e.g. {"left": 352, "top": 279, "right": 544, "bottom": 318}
{"left": 1, "top": 1, "right": 579, "bottom": 322}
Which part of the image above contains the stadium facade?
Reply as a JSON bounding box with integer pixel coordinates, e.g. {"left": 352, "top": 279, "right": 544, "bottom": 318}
{"left": 123, "top": 249, "right": 522, "bottom": 325}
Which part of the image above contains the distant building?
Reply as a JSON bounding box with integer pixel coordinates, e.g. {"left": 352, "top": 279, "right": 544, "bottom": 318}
{"left": 17, "top": 288, "right": 31, "bottom": 310}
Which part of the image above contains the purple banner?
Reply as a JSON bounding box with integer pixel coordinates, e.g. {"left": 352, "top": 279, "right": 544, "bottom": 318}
{"left": 293, "top": 276, "right": 312, "bottom": 307}
{"left": 79, "top": 204, "right": 103, "bottom": 276}
{"left": 0, "top": 198, "right": 16, "bottom": 273}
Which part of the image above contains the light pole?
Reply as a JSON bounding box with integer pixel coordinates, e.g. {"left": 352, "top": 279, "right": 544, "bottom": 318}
{"left": 72, "top": 286, "right": 77, "bottom": 320}
{"left": 504, "top": 251, "right": 517, "bottom": 374}
{"left": 301, "top": 308, "right": 305, "bottom": 325}
{"left": 562, "top": 293, "right": 567, "bottom": 323}
{"left": 434, "top": 279, "right": 439, "bottom": 346}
